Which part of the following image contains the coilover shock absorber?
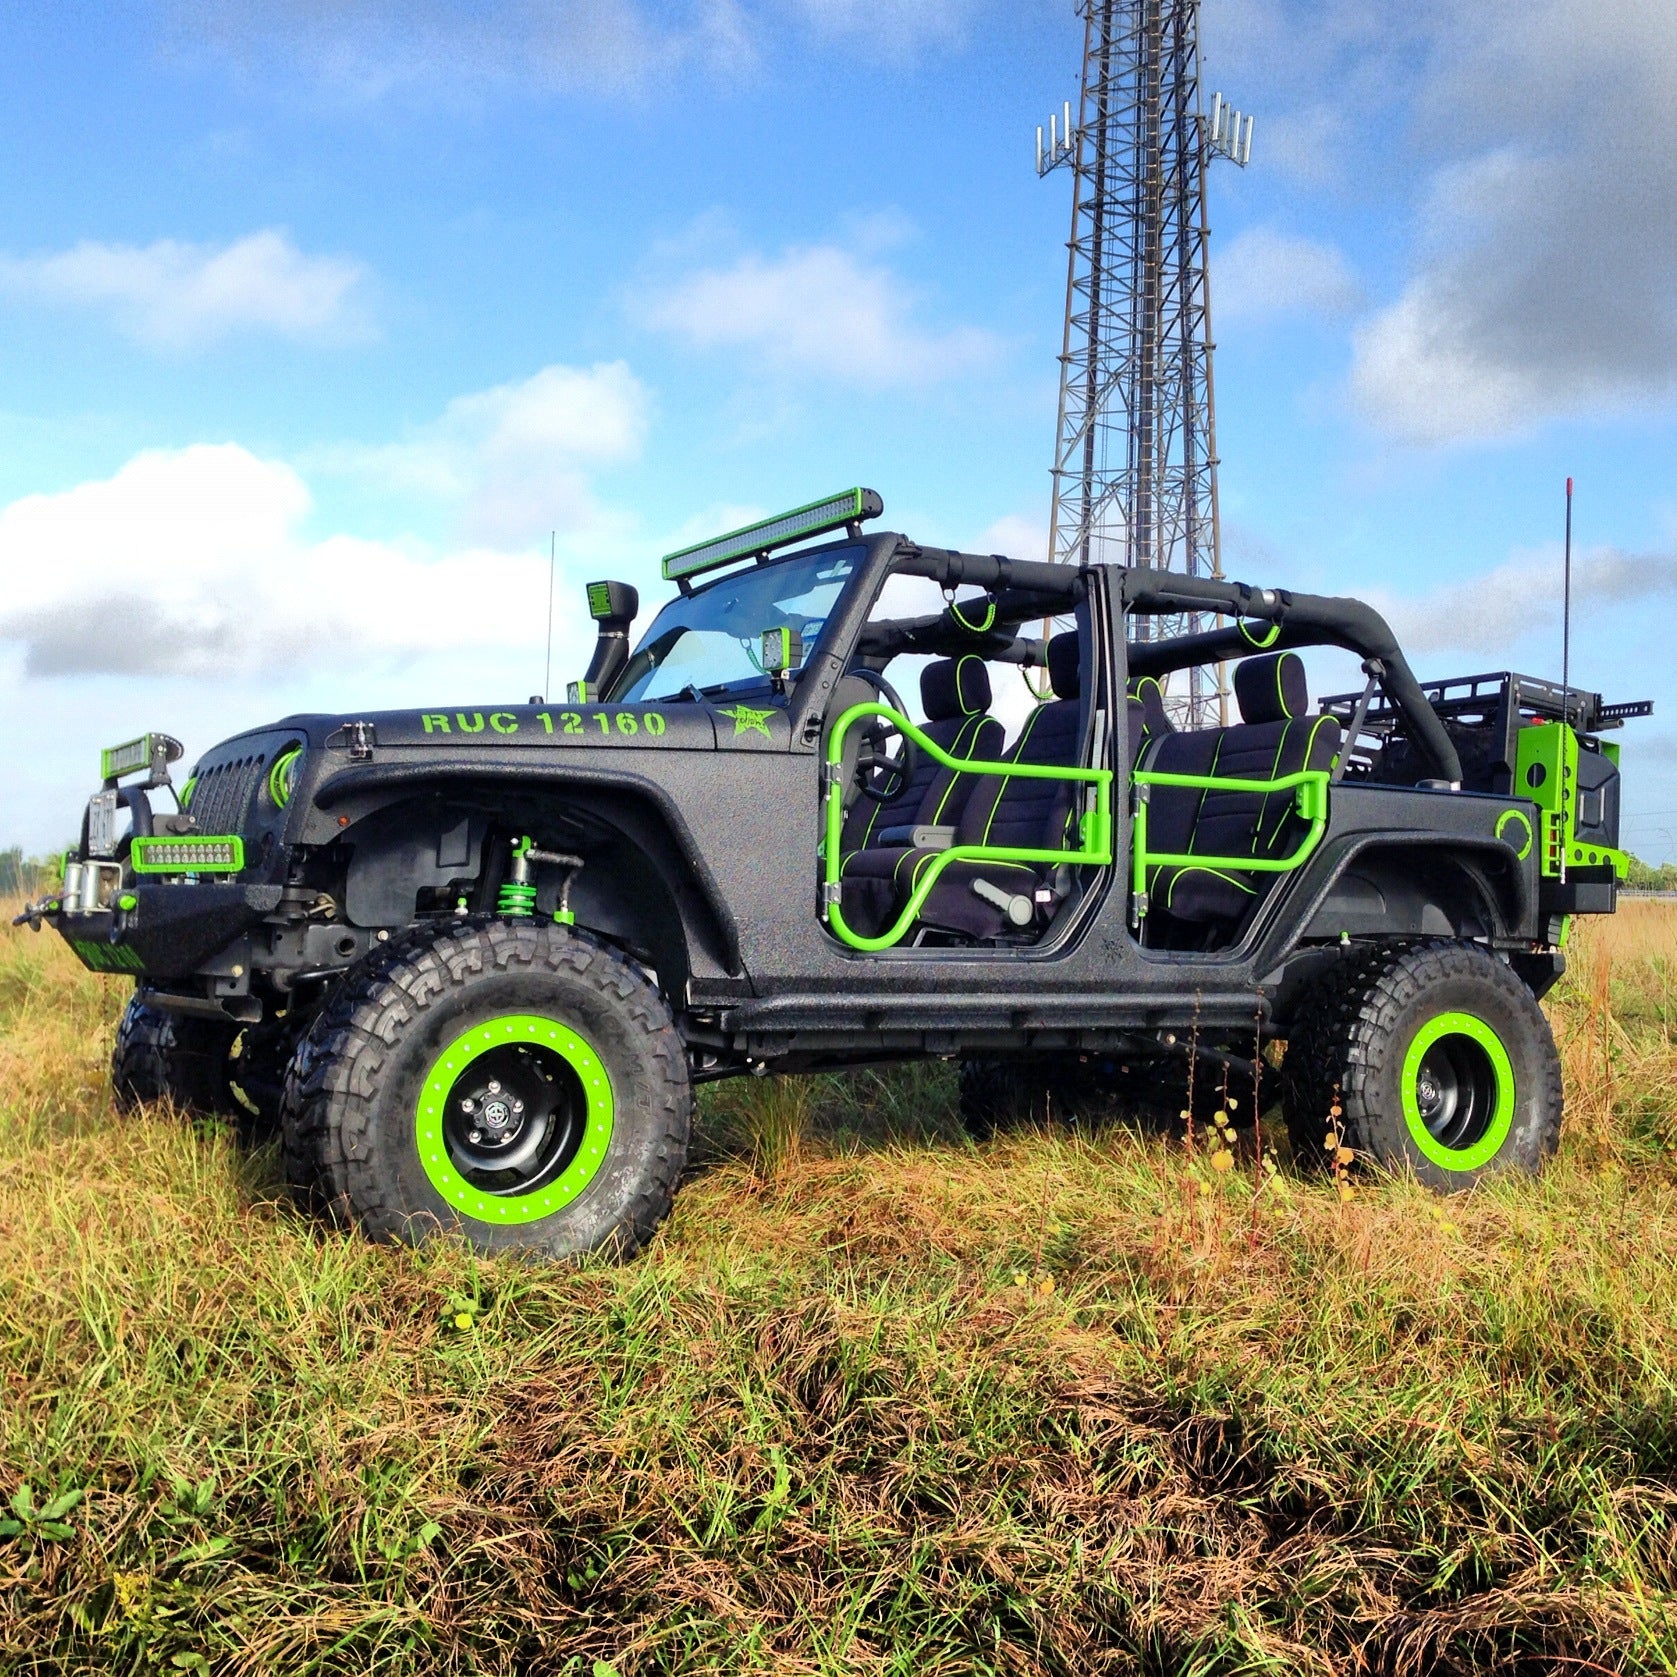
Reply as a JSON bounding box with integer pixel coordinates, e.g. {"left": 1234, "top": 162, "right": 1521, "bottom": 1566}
{"left": 497, "top": 836, "right": 539, "bottom": 917}
{"left": 496, "top": 836, "right": 585, "bottom": 922}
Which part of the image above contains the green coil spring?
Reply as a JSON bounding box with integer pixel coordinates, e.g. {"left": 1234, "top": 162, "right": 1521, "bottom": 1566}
{"left": 497, "top": 879, "right": 538, "bottom": 917}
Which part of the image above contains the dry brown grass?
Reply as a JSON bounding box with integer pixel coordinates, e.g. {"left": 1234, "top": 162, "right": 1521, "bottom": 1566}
{"left": 3, "top": 908, "right": 1677, "bottom": 1673}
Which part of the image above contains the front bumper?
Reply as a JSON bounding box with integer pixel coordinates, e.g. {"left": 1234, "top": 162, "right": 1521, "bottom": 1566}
{"left": 55, "top": 883, "right": 282, "bottom": 981}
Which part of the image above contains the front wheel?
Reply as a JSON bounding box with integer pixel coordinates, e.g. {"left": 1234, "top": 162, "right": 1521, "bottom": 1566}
{"left": 281, "top": 920, "right": 691, "bottom": 1259}
{"left": 1282, "top": 941, "right": 1562, "bottom": 1191}
{"left": 112, "top": 994, "right": 238, "bottom": 1118}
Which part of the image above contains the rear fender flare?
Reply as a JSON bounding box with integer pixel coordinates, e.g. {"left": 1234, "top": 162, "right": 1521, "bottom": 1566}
{"left": 1264, "top": 835, "right": 1529, "bottom": 964}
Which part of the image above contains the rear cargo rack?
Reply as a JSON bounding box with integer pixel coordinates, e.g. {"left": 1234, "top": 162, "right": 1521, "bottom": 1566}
{"left": 1323, "top": 670, "right": 1652, "bottom": 736}
{"left": 1320, "top": 670, "right": 1653, "bottom": 796}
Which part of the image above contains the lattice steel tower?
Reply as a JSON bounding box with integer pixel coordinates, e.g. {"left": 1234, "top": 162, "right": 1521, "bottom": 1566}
{"left": 1038, "top": 0, "right": 1250, "bottom": 727}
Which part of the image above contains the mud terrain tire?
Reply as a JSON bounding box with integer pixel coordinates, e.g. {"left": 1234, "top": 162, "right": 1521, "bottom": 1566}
{"left": 1282, "top": 940, "right": 1562, "bottom": 1191}
{"left": 280, "top": 919, "right": 690, "bottom": 1260}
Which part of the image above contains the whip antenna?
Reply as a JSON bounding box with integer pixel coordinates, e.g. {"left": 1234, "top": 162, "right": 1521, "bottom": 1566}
{"left": 1561, "top": 477, "right": 1574, "bottom": 885}
{"left": 544, "top": 530, "right": 556, "bottom": 702}
{"left": 1562, "top": 478, "right": 1574, "bottom": 716}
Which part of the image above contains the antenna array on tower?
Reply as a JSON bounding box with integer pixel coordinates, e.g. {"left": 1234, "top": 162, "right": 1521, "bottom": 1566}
{"left": 1038, "top": 0, "right": 1253, "bottom": 729}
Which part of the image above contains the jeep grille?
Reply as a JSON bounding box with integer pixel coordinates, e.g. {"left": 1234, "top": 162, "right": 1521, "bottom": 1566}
{"left": 187, "top": 752, "right": 268, "bottom": 838}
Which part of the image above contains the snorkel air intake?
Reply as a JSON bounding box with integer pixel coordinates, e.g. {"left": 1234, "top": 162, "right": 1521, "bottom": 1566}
{"left": 574, "top": 580, "right": 639, "bottom": 702}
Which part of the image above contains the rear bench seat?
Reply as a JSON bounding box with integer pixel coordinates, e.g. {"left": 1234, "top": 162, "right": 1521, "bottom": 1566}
{"left": 1140, "top": 651, "right": 1340, "bottom": 935}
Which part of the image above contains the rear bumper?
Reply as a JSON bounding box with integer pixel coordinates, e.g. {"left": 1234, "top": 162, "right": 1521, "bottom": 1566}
{"left": 1539, "top": 866, "right": 1617, "bottom": 918}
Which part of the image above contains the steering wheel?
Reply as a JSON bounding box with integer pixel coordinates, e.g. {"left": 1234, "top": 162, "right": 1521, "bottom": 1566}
{"left": 847, "top": 667, "right": 918, "bottom": 804}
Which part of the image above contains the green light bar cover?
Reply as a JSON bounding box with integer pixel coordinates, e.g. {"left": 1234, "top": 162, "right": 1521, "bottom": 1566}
{"left": 101, "top": 735, "right": 153, "bottom": 781}
{"left": 130, "top": 835, "right": 245, "bottom": 875}
{"left": 662, "top": 488, "right": 883, "bottom": 582}
{"left": 101, "top": 732, "right": 183, "bottom": 784}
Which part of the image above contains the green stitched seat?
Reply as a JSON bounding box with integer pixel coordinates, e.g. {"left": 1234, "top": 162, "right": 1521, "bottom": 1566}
{"left": 1142, "top": 652, "right": 1340, "bottom": 932}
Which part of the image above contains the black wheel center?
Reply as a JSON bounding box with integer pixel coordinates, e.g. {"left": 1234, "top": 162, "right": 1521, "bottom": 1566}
{"left": 442, "top": 1044, "right": 586, "bottom": 1194}
{"left": 1414, "top": 1036, "right": 1498, "bottom": 1152}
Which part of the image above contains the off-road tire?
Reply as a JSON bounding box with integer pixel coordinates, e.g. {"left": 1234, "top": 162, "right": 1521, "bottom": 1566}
{"left": 958, "top": 1057, "right": 1057, "bottom": 1139}
{"left": 111, "top": 994, "right": 238, "bottom": 1119}
{"left": 280, "top": 918, "right": 691, "bottom": 1260}
{"left": 1281, "top": 939, "right": 1562, "bottom": 1191}
{"left": 959, "top": 1052, "right": 1256, "bottom": 1139}
{"left": 1086, "top": 1054, "right": 1260, "bottom": 1132}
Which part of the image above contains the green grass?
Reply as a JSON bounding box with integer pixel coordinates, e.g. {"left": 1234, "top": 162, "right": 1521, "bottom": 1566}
{"left": 4, "top": 907, "right": 1677, "bottom": 1673}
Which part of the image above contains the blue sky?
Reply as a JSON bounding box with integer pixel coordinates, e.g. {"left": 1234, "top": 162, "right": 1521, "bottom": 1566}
{"left": 2, "top": 0, "right": 1675, "bottom": 856}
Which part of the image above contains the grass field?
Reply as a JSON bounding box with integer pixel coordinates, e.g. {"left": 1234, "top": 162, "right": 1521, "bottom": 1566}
{"left": 5, "top": 909, "right": 1677, "bottom": 1674}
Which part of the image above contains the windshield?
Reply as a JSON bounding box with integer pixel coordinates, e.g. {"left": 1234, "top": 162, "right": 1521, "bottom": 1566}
{"left": 615, "top": 543, "right": 862, "bottom": 702}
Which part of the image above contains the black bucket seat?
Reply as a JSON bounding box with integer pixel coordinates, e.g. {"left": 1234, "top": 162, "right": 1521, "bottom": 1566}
{"left": 842, "top": 633, "right": 1087, "bottom": 942}
{"left": 840, "top": 655, "right": 1004, "bottom": 861}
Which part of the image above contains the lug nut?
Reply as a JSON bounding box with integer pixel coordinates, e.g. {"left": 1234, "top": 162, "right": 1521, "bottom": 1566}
{"left": 512, "top": 1099, "right": 524, "bottom": 1114}
{"left": 469, "top": 1129, "right": 482, "bottom": 1143}
{"left": 461, "top": 1098, "right": 475, "bottom": 1112}
{"left": 487, "top": 1080, "right": 502, "bottom": 1094}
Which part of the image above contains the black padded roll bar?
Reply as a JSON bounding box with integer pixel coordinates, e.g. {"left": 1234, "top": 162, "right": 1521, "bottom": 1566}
{"left": 1121, "top": 572, "right": 1464, "bottom": 784}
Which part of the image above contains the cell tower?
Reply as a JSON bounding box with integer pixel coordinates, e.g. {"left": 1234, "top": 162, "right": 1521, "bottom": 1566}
{"left": 1038, "top": 0, "right": 1251, "bottom": 727}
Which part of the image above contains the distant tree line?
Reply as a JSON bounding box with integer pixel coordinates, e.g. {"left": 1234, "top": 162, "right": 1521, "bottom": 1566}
{"left": 1624, "top": 854, "right": 1677, "bottom": 892}
{"left": 0, "top": 849, "right": 62, "bottom": 898}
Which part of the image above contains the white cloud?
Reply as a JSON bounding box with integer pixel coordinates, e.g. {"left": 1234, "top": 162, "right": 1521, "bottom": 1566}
{"left": 165, "top": 0, "right": 973, "bottom": 101}
{"left": 0, "top": 441, "right": 626, "bottom": 850}
{"left": 640, "top": 242, "right": 999, "bottom": 386}
{"left": 1373, "top": 542, "right": 1677, "bottom": 658}
{"left": 0, "top": 353, "right": 669, "bottom": 847}
{"left": 786, "top": 0, "right": 975, "bottom": 53}
{"left": 972, "top": 514, "right": 1047, "bottom": 564}
{"left": 166, "top": 0, "right": 756, "bottom": 100}
{"left": 0, "top": 445, "right": 600, "bottom": 682}
{"left": 1203, "top": 0, "right": 1677, "bottom": 443}
{"left": 1216, "top": 226, "right": 1361, "bottom": 324}
{"left": 312, "top": 360, "right": 650, "bottom": 546}
{"left": 1345, "top": 2, "right": 1677, "bottom": 443}
{"left": 0, "top": 230, "right": 369, "bottom": 350}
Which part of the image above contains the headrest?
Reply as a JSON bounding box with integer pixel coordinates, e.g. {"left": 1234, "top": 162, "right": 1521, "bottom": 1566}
{"left": 1128, "top": 674, "right": 1173, "bottom": 736}
{"left": 1235, "top": 651, "right": 1308, "bottom": 725}
{"left": 1046, "top": 632, "right": 1080, "bottom": 700}
{"left": 921, "top": 655, "right": 990, "bottom": 721}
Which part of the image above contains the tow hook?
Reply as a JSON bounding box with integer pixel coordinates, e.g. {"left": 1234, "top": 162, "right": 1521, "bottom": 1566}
{"left": 11, "top": 895, "right": 60, "bottom": 931}
{"left": 109, "top": 892, "right": 139, "bottom": 944}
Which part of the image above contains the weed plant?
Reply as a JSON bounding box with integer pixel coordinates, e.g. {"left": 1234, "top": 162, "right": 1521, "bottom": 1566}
{"left": 2, "top": 905, "right": 1677, "bottom": 1673}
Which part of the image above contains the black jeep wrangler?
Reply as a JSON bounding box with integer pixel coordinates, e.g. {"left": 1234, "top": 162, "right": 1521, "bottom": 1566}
{"left": 21, "top": 488, "right": 1650, "bottom": 1257}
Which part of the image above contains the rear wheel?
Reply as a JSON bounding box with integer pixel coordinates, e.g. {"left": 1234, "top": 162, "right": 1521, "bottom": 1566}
{"left": 112, "top": 994, "right": 238, "bottom": 1119}
{"left": 958, "top": 1056, "right": 1056, "bottom": 1139}
{"left": 1282, "top": 941, "right": 1561, "bottom": 1191}
{"left": 281, "top": 919, "right": 691, "bottom": 1260}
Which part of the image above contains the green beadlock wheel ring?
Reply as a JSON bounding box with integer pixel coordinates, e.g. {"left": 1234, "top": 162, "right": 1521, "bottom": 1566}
{"left": 1400, "top": 1010, "right": 1515, "bottom": 1172}
{"left": 416, "top": 1014, "right": 614, "bottom": 1225}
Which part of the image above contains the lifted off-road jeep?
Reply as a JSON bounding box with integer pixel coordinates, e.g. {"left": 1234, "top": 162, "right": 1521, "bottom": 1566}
{"left": 21, "top": 489, "right": 1652, "bottom": 1258}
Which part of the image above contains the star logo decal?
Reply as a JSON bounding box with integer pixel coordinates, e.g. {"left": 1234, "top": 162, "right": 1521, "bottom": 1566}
{"left": 718, "top": 703, "right": 774, "bottom": 739}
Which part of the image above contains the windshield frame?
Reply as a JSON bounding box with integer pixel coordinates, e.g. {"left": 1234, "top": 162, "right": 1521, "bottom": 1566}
{"left": 611, "top": 538, "right": 870, "bottom": 705}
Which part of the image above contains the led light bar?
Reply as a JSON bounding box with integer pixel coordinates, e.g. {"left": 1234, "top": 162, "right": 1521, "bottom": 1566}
{"left": 101, "top": 732, "right": 183, "bottom": 785}
{"left": 130, "top": 835, "right": 245, "bottom": 875}
{"left": 662, "top": 488, "right": 883, "bottom": 583}
{"left": 101, "top": 736, "right": 153, "bottom": 781}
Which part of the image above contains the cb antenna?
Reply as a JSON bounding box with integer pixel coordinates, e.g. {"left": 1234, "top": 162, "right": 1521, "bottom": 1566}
{"left": 1561, "top": 477, "right": 1574, "bottom": 885}
{"left": 544, "top": 529, "right": 556, "bottom": 702}
{"left": 1561, "top": 478, "right": 1574, "bottom": 722}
